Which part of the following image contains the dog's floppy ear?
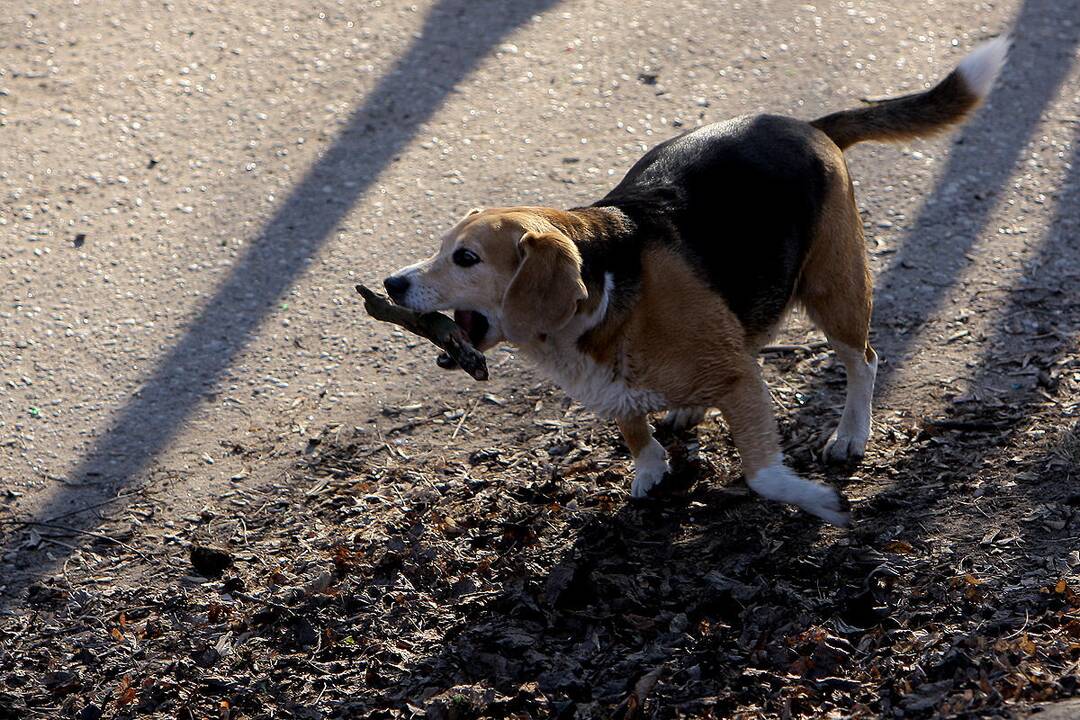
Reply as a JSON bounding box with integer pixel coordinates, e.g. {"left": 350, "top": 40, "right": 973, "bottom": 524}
{"left": 502, "top": 231, "right": 587, "bottom": 344}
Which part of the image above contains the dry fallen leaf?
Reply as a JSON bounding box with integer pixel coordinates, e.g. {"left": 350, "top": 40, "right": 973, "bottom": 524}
{"left": 116, "top": 675, "right": 136, "bottom": 707}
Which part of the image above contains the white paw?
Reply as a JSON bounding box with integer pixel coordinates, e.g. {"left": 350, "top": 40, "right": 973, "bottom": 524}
{"left": 630, "top": 438, "right": 670, "bottom": 498}
{"left": 659, "top": 406, "right": 707, "bottom": 432}
{"left": 747, "top": 461, "right": 850, "bottom": 526}
{"left": 822, "top": 425, "right": 870, "bottom": 464}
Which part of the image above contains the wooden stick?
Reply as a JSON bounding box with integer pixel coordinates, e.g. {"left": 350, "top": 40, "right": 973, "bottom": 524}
{"left": 923, "top": 418, "right": 1010, "bottom": 432}
{"left": 355, "top": 285, "right": 488, "bottom": 381}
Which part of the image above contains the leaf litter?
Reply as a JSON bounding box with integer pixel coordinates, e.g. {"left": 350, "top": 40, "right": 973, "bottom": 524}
{"left": 1, "top": 335, "right": 1078, "bottom": 719}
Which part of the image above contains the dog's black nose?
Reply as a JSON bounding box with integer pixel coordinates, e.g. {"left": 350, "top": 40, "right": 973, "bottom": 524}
{"left": 383, "top": 275, "right": 410, "bottom": 302}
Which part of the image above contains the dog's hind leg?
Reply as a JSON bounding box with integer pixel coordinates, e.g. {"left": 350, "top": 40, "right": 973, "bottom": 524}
{"left": 820, "top": 340, "right": 877, "bottom": 463}
{"left": 797, "top": 161, "right": 878, "bottom": 464}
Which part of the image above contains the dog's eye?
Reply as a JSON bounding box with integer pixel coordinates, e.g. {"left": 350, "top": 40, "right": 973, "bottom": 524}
{"left": 452, "top": 248, "right": 481, "bottom": 267}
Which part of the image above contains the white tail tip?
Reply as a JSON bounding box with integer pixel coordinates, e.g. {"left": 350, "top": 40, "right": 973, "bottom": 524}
{"left": 957, "top": 35, "right": 1010, "bottom": 99}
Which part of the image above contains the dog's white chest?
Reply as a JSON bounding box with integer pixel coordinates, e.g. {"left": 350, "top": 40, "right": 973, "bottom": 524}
{"left": 527, "top": 343, "right": 664, "bottom": 418}
{"left": 520, "top": 272, "right": 665, "bottom": 418}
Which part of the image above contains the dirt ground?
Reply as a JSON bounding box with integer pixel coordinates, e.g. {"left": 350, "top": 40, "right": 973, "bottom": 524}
{"left": 2, "top": 0, "right": 1079, "bottom": 718}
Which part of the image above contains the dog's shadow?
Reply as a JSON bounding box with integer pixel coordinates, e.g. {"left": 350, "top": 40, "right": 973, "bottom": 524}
{"left": 356, "top": 287, "right": 1078, "bottom": 712}
{"left": 357, "top": 415, "right": 891, "bottom": 715}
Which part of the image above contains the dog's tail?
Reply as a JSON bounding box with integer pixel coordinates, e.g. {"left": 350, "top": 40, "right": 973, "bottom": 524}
{"left": 811, "top": 36, "right": 1009, "bottom": 150}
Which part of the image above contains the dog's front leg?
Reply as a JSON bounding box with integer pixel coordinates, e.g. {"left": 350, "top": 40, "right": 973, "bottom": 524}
{"left": 616, "top": 414, "right": 670, "bottom": 498}
{"left": 714, "top": 364, "right": 850, "bottom": 526}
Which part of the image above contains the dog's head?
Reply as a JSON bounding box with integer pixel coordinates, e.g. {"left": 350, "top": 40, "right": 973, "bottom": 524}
{"left": 384, "top": 208, "right": 588, "bottom": 350}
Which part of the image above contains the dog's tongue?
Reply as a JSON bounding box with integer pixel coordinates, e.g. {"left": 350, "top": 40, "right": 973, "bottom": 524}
{"left": 453, "top": 310, "right": 489, "bottom": 347}
{"left": 454, "top": 309, "right": 476, "bottom": 335}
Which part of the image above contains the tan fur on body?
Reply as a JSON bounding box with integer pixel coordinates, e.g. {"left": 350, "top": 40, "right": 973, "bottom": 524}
{"left": 390, "top": 195, "right": 870, "bottom": 517}
{"left": 384, "top": 37, "right": 1008, "bottom": 524}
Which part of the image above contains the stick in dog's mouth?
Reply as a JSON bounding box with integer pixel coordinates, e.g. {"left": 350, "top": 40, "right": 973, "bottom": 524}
{"left": 355, "top": 284, "right": 489, "bottom": 381}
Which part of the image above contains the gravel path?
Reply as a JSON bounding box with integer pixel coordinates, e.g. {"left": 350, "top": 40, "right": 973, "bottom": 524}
{"left": 1, "top": 0, "right": 1078, "bottom": 716}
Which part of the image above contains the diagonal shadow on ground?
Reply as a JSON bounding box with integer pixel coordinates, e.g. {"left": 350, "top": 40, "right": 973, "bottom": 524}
{"left": 0, "top": 0, "right": 561, "bottom": 607}
{"left": 780, "top": 0, "right": 1078, "bottom": 456}
{"left": 867, "top": 0, "right": 1080, "bottom": 392}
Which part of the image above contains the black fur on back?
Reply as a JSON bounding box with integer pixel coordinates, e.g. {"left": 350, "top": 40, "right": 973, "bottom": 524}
{"left": 574, "top": 114, "right": 831, "bottom": 336}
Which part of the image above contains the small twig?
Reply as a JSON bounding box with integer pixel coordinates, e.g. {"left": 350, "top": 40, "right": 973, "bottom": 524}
{"left": 761, "top": 340, "right": 829, "bottom": 354}
{"left": 451, "top": 400, "right": 478, "bottom": 440}
{"left": 43, "top": 490, "right": 144, "bottom": 524}
{"left": 373, "top": 424, "right": 404, "bottom": 460}
{"left": 1002, "top": 610, "right": 1031, "bottom": 640}
{"left": 0, "top": 490, "right": 147, "bottom": 527}
{"left": 40, "top": 536, "right": 79, "bottom": 552}
{"left": 924, "top": 418, "right": 1009, "bottom": 432}
{"left": 18, "top": 521, "right": 149, "bottom": 560}
{"left": 386, "top": 411, "right": 443, "bottom": 436}
{"left": 233, "top": 591, "right": 296, "bottom": 615}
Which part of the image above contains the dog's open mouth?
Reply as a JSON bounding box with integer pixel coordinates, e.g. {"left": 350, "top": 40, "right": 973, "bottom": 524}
{"left": 453, "top": 310, "right": 489, "bottom": 348}
{"left": 436, "top": 310, "right": 489, "bottom": 370}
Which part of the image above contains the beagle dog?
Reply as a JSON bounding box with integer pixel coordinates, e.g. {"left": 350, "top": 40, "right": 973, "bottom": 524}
{"left": 384, "top": 37, "right": 1008, "bottom": 525}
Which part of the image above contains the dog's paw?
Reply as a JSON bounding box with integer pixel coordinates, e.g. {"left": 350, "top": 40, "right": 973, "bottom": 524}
{"left": 822, "top": 426, "right": 870, "bottom": 464}
{"left": 630, "top": 439, "right": 670, "bottom": 498}
{"left": 747, "top": 462, "right": 850, "bottom": 526}
{"left": 658, "top": 406, "right": 706, "bottom": 433}
{"left": 793, "top": 481, "right": 850, "bottom": 527}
